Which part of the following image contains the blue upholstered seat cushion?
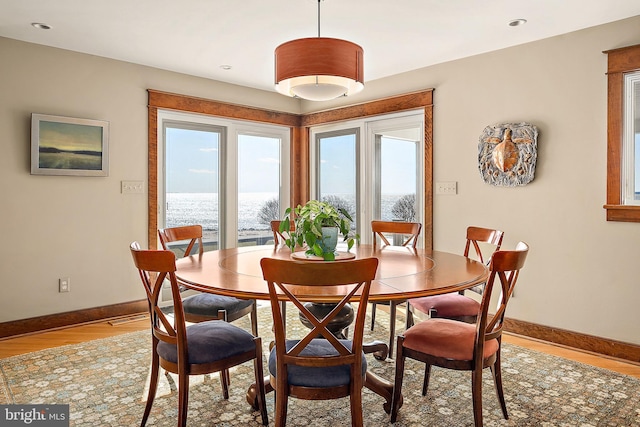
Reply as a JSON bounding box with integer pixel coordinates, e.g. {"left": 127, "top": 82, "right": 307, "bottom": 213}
{"left": 268, "top": 339, "right": 367, "bottom": 388}
{"left": 182, "top": 293, "right": 253, "bottom": 316}
{"left": 157, "top": 320, "right": 255, "bottom": 365}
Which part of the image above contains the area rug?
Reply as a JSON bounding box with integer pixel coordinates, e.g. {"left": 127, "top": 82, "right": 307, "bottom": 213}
{"left": 1, "top": 307, "right": 639, "bottom": 426}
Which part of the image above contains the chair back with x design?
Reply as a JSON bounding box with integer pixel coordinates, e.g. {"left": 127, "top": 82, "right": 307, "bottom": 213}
{"left": 131, "top": 242, "right": 268, "bottom": 426}
{"left": 158, "top": 224, "right": 259, "bottom": 334}
{"left": 391, "top": 242, "right": 529, "bottom": 427}
{"left": 158, "top": 224, "right": 204, "bottom": 257}
{"left": 370, "top": 220, "right": 422, "bottom": 357}
{"left": 371, "top": 220, "right": 422, "bottom": 249}
{"left": 260, "top": 257, "right": 378, "bottom": 426}
{"left": 270, "top": 220, "right": 295, "bottom": 248}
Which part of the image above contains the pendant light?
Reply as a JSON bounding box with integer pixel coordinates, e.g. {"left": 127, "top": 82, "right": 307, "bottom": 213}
{"left": 274, "top": 0, "right": 364, "bottom": 101}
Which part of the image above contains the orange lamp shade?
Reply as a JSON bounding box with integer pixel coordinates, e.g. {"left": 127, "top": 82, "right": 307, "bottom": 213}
{"left": 275, "top": 37, "right": 364, "bottom": 101}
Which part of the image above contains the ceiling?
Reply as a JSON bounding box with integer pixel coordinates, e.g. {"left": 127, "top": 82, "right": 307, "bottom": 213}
{"left": 2, "top": 1, "right": 640, "bottom": 96}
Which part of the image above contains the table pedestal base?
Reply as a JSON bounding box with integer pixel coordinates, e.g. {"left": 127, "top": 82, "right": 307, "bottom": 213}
{"left": 298, "top": 302, "right": 354, "bottom": 339}
{"left": 246, "top": 340, "right": 397, "bottom": 413}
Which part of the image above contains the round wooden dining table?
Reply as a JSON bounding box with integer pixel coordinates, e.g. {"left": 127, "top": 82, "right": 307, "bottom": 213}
{"left": 175, "top": 243, "right": 488, "bottom": 413}
{"left": 175, "top": 243, "right": 487, "bottom": 303}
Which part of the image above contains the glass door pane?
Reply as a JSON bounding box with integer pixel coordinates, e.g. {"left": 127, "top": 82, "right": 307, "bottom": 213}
{"left": 238, "top": 134, "right": 281, "bottom": 246}
{"left": 379, "top": 136, "right": 418, "bottom": 222}
{"left": 317, "top": 130, "right": 358, "bottom": 232}
{"left": 164, "top": 125, "right": 221, "bottom": 252}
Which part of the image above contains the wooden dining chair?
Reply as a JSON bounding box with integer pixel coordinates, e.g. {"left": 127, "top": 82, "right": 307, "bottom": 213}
{"left": 391, "top": 242, "right": 529, "bottom": 427}
{"left": 406, "top": 226, "right": 503, "bottom": 326}
{"left": 158, "top": 225, "right": 258, "bottom": 336}
{"left": 370, "top": 220, "right": 422, "bottom": 358}
{"left": 269, "top": 220, "right": 297, "bottom": 329}
{"left": 270, "top": 220, "right": 294, "bottom": 248}
{"left": 260, "top": 257, "right": 379, "bottom": 427}
{"left": 130, "top": 242, "right": 268, "bottom": 427}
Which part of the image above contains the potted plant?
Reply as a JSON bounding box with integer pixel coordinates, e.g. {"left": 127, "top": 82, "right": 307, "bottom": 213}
{"left": 279, "top": 199, "right": 359, "bottom": 260}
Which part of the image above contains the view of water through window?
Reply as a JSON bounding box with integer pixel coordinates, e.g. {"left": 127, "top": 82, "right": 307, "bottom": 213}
{"left": 163, "top": 113, "right": 421, "bottom": 248}
{"left": 165, "top": 192, "right": 414, "bottom": 245}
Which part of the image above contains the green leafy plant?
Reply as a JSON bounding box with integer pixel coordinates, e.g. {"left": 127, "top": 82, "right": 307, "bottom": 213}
{"left": 279, "top": 199, "right": 359, "bottom": 260}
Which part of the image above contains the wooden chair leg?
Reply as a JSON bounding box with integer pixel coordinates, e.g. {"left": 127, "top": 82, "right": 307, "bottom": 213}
{"left": 177, "top": 366, "right": 190, "bottom": 427}
{"left": 388, "top": 302, "right": 397, "bottom": 358}
{"left": 220, "top": 370, "right": 230, "bottom": 399}
{"left": 250, "top": 302, "right": 259, "bottom": 336}
{"left": 274, "top": 376, "right": 288, "bottom": 427}
{"left": 471, "top": 367, "right": 484, "bottom": 427}
{"left": 280, "top": 301, "right": 287, "bottom": 331}
{"left": 141, "top": 351, "right": 160, "bottom": 427}
{"left": 370, "top": 303, "right": 377, "bottom": 331}
{"left": 422, "top": 364, "right": 432, "bottom": 396}
{"left": 349, "top": 387, "right": 364, "bottom": 426}
{"left": 390, "top": 336, "right": 405, "bottom": 423}
{"left": 253, "top": 340, "right": 269, "bottom": 426}
{"left": 405, "top": 301, "right": 414, "bottom": 329}
{"left": 491, "top": 350, "right": 508, "bottom": 420}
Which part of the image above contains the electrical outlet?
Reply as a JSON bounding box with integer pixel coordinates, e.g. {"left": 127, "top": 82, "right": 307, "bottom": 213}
{"left": 59, "top": 277, "right": 70, "bottom": 293}
{"left": 121, "top": 180, "right": 144, "bottom": 194}
{"left": 436, "top": 181, "right": 457, "bottom": 195}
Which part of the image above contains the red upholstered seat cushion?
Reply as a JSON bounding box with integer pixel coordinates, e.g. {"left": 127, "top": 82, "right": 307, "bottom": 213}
{"left": 402, "top": 318, "right": 499, "bottom": 361}
{"left": 410, "top": 293, "right": 480, "bottom": 318}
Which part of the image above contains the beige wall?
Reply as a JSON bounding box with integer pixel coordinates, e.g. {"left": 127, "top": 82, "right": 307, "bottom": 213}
{"left": 336, "top": 15, "right": 640, "bottom": 344}
{"left": 0, "top": 37, "right": 298, "bottom": 324}
{"left": 2, "top": 15, "right": 640, "bottom": 344}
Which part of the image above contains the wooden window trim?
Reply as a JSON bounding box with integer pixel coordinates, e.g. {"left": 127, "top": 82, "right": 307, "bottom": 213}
{"left": 148, "top": 89, "right": 434, "bottom": 249}
{"left": 604, "top": 44, "right": 640, "bottom": 222}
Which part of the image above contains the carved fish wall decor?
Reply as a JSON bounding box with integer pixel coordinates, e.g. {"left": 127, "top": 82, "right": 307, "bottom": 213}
{"left": 478, "top": 122, "right": 538, "bottom": 187}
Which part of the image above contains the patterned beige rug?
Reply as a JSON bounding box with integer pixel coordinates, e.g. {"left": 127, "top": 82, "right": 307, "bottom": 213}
{"left": 1, "top": 306, "right": 639, "bottom": 426}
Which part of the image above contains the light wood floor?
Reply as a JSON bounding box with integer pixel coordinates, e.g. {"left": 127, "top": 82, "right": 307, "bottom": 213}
{"left": 1, "top": 314, "right": 639, "bottom": 379}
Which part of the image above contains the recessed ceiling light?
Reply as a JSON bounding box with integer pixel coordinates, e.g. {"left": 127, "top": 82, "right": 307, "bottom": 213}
{"left": 31, "top": 23, "right": 51, "bottom": 30}
{"left": 508, "top": 19, "right": 527, "bottom": 27}
{"left": 220, "top": 65, "right": 232, "bottom": 71}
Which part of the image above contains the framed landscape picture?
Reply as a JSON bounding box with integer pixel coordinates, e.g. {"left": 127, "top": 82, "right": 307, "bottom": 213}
{"left": 31, "top": 113, "right": 109, "bottom": 176}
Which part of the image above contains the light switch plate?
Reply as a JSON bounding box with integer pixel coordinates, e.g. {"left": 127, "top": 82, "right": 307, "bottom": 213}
{"left": 436, "top": 181, "right": 457, "bottom": 195}
{"left": 121, "top": 181, "right": 144, "bottom": 194}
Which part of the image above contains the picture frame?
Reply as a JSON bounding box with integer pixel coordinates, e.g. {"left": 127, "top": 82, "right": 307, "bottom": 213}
{"left": 31, "top": 113, "right": 109, "bottom": 176}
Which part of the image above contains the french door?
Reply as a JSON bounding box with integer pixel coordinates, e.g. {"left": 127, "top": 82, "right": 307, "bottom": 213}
{"left": 310, "top": 111, "right": 424, "bottom": 246}
{"left": 158, "top": 109, "right": 290, "bottom": 251}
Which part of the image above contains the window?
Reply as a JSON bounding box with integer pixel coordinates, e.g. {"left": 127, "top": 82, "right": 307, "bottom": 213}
{"left": 164, "top": 122, "right": 222, "bottom": 250}
{"left": 237, "top": 132, "right": 286, "bottom": 246}
{"left": 622, "top": 71, "right": 640, "bottom": 205}
{"left": 148, "top": 88, "right": 433, "bottom": 249}
{"left": 310, "top": 112, "right": 424, "bottom": 245}
{"left": 604, "top": 44, "right": 640, "bottom": 222}
{"left": 316, "top": 129, "right": 359, "bottom": 231}
{"left": 158, "top": 110, "right": 290, "bottom": 249}
{"left": 375, "top": 133, "right": 419, "bottom": 222}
